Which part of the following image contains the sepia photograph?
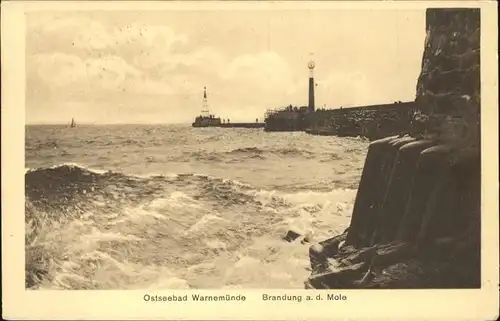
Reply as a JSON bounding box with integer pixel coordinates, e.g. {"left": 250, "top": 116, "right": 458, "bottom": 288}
{"left": 2, "top": 0, "right": 498, "bottom": 320}
{"left": 24, "top": 6, "right": 482, "bottom": 290}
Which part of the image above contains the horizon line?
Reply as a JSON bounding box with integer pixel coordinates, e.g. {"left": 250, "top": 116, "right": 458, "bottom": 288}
{"left": 25, "top": 100, "right": 416, "bottom": 126}
{"left": 25, "top": 122, "right": 192, "bottom": 126}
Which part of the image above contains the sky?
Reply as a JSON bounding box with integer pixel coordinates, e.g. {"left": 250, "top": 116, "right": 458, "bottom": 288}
{"left": 26, "top": 9, "right": 426, "bottom": 124}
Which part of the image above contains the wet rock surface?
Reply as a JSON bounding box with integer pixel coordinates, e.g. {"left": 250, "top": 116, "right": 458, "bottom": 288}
{"left": 307, "top": 136, "right": 480, "bottom": 289}
{"left": 306, "top": 8, "right": 481, "bottom": 289}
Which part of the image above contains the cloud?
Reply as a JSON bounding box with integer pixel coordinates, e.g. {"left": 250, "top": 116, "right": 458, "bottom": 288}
{"left": 29, "top": 16, "right": 188, "bottom": 53}
{"left": 28, "top": 16, "right": 112, "bottom": 54}
{"left": 27, "top": 15, "right": 300, "bottom": 110}
{"left": 86, "top": 55, "right": 143, "bottom": 90}
{"left": 27, "top": 15, "right": 222, "bottom": 100}
{"left": 25, "top": 11, "right": 425, "bottom": 124}
{"left": 112, "top": 23, "right": 188, "bottom": 49}
{"left": 317, "top": 72, "right": 379, "bottom": 107}
{"left": 30, "top": 53, "right": 143, "bottom": 90}
{"left": 72, "top": 20, "right": 113, "bottom": 50}
{"left": 32, "top": 52, "right": 87, "bottom": 87}
{"left": 131, "top": 79, "right": 174, "bottom": 96}
{"left": 217, "top": 51, "right": 299, "bottom": 110}
{"left": 222, "top": 52, "right": 295, "bottom": 90}
{"left": 111, "top": 23, "right": 191, "bottom": 72}
{"left": 315, "top": 70, "right": 417, "bottom": 108}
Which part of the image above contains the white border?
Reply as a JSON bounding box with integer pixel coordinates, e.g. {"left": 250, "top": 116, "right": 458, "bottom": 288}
{"left": 2, "top": 1, "right": 498, "bottom": 320}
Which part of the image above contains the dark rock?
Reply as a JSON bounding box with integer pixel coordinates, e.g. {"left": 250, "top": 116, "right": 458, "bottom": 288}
{"left": 307, "top": 139, "right": 480, "bottom": 289}
{"left": 345, "top": 136, "right": 399, "bottom": 247}
{"left": 461, "top": 65, "right": 480, "bottom": 95}
{"left": 307, "top": 261, "right": 367, "bottom": 289}
{"left": 338, "top": 246, "right": 377, "bottom": 266}
{"left": 372, "top": 242, "right": 414, "bottom": 267}
{"left": 309, "top": 228, "right": 348, "bottom": 270}
{"left": 363, "top": 260, "right": 428, "bottom": 289}
{"left": 457, "top": 48, "right": 480, "bottom": 69}
{"left": 282, "top": 230, "right": 301, "bottom": 242}
{"left": 373, "top": 139, "right": 436, "bottom": 244}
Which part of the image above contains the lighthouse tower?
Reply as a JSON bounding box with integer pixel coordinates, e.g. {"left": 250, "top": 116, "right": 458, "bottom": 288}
{"left": 308, "top": 60, "right": 316, "bottom": 113}
{"left": 201, "top": 86, "right": 209, "bottom": 115}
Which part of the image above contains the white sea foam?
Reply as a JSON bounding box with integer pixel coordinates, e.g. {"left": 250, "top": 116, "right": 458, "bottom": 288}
{"left": 80, "top": 227, "right": 143, "bottom": 242}
{"left": 185, "top": 214, "right": 227, "bottom": 234}
{"left": 25, "top": 126, "right": 368, "bottom": 289}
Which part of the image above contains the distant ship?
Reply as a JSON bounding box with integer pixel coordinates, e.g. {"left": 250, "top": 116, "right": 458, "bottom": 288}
{"left": 69, "top": 118, "right": 76, "bottom": 128}
{"left": 191, "top": 86, "right": 265, "bottom": 129}
{"left": 192, "top": 87, "right": 222, "bottom": 127}
{"left": 192, "top": 114, "right": 222, "bottom": 127}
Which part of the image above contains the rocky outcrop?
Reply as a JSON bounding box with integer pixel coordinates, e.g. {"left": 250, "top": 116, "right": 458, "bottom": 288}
{"left": 306, "top": 8, "right": 481, "bottom": 289}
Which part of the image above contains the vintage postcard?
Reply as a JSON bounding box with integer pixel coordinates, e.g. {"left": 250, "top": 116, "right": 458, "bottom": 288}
{"left": 2, "top": 0, "right": 499, "bottom": 320}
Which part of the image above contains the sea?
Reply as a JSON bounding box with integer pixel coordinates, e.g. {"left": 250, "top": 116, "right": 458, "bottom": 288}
{"left": 25, "top": 124, "right": 369, "bottom": 290}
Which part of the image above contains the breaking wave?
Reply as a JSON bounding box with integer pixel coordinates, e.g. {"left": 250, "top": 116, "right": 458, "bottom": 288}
{"left": 25, "top": 125, "right": 369, "bottom": 289}
{"left": 25, "top": 163, "right": 356, "bottom": 290}
{"left": 173, "top": 146, "right": 343, "bottom": 163}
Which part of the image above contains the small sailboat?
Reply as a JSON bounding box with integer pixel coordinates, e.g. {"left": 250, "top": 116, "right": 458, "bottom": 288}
{"left": 69, "top": 118, "right": 76, "bottom": 128}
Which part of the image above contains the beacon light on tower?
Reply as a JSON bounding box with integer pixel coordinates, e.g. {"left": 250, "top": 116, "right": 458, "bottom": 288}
{"left": 308, "top": 59, "right": 316, "bottom": 113}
